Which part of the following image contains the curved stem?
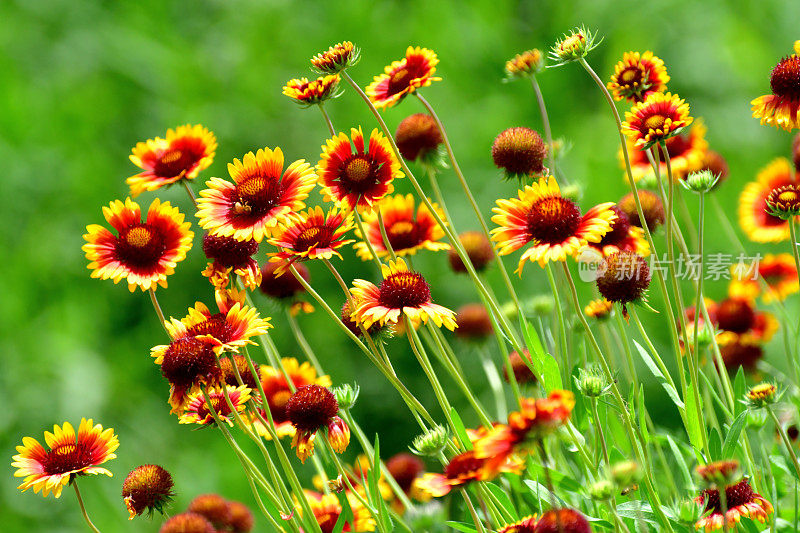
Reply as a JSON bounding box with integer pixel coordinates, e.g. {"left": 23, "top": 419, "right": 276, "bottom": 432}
{"left": 285, "top": 309, "right": 324, "bottom": 375}
{"left": 318, "top": 103, "right": 336, "bottom": 136}
{"left": 182, "top": 180, "right": 198, "bottom": 208}
{"left": 767, "top": 404, "right": 800, "bottom": 479}
{"left": 73, "top": 482, "right": 102, "bottom": 533}
{"left": 149, "top": 288, "right": 168, "bottom": 334}
{"left": 530, "top": 74, "right": 555, "bottom": 173}
{"left": 375, "top": 209, "right": 398, "bottom": 261}
{"left": 354, "top": 210, "right": 384, "bottom": 271}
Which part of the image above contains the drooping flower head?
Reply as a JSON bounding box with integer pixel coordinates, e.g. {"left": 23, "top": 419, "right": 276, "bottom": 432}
{"left": 534, "top": 509, "right": 591, "bottom": 533}
{"left": 415, "top": 450, "right": 522, "bottom": 498}
{"left": 386, "top": 453, "right": 426, "bottom": 499}
{"left": 695, "top": 478, "right": 773, "bottom": 531}
{"left": 366, "top": 46, "right": 440, "bottom": 109}
{"left": 201, "top": 233, "right": 261, "bottom": 290}
{"left": 83, "top": 198, "right": 193, "bottom": 292}
{"left": 12, "top": 418, "right": 119, "bottom": 498}
{"left": 395, "top": 113, "right": 443, "bottom": 164}
{"left": 121, "top": 464, "right": 174, "bottom": 520}
{"left": 491, "top": 175, "right": 616, "bottom": 271}
{"left": 595, "top": 251, "right": 651, "bottom": 311}
{"left": 340, "top": 300, "right": 385, "bottom": 339}
{"left": 283, "top": 75, "right": 341, "bottom": 107}
{"left": 589, "top": 205, "right": 649, "bottom": 257}
{"left": 318, "top": 127, "right": 404, "bottom": 211}
{"left": 300, "top": 490, "right": 375, "bottom": 533}
{"left": 259, "top": 260, "right": 310, "bottom": 300}
{"left": 196, "top": 147, "right": 317, "bottom": 242}
{"left": 179, "top": 385, "right": 252, "bottom": 427}
{"left": 311, "top": 41, "right": 360, "bottom": 74}
{"left": 128, "top": 124, "right": 216, "bottom": 197}
{"left": 253, "top": 357, "right": 331, "bottom": 440}
{"left": 492, "top": 127, "right": 548, "bottom": 179}
{"left": 729, "top": 253, "right": 799, "bottom": 303}
{"left": 159, "top": 512, "right": 216, "bottom": 533}
{"left": 285, "top": 384, "right": 349, "bottom": 463}
{"left": 269, "top": 206, "right": 354, "bottom": 270}
{"left": 618, "top": 190, "right": 665, "bottom": 230}
{"left": 505, "top": 49, "right": 544, "bottom": 79}
{"left": 503, "top": 350, "right": 538, "bottom": 385}
{"left": 623, "top": 119, "right": 707, "bottom": 183}
{"left": 448, "top": 231, "right": 494, "bottom": 273}
{"left": 623, "top": 92, "right": 693, "bottom": 149}
{"left": 454, "top": 303, "right": 493, "bottom": 341}
{"left": 751, "top": 41, "right": 800, "bottom": 131}
{"left": 353, "top": 194, "right": 449, "bottom": 261}
{"left": 607, "top": 51, "right": 670, "bottom": 103}
{"left": 350, "top": 258, "right": 457, "bottom": 330}
{"left": 738, "top": 158, "right": 797, "bottom": 242}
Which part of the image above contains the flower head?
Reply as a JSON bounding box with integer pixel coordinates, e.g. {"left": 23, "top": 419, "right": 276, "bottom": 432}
{"left": 301, "top": 490, "right": 375, "bottom": 532}
{"left": 765, "top": 183, "right": 800, "bottom": 219}
{"left": 752, "top": 43, "right": 800, "bottom": 131}
{"left": 729, "top": 253, "right": 799, "bottom": 303}
{"left": 259, "top": 259, "right": 310, "bottom": 303}
{"left": 415, "top": 450, "right": 521, "bottom": 498}
{"left": 128, "top": 124, "right": 216, "bottom": 197}
{"left": 311, "top": 41, "right": 360, "bottom": 74}
{"left": 286, "top": 384, "right": 348, "bottom": 462}
{"left": 121, "top": 464, "right": 174, "bottom": 519}
{"left": 623, "top": 120, "right": 707, "bottom": 184}
{"left": 179, "top": 385, "right": 252, "bottom": 426}
{"left": 318, "top": 127, "right": 404, "bottom": 211}
{"left": 201, "top": 233, "right": 261, "bottom": 290}
{"left": 585, "top": 298, "right": 614, "bottom": 320}
{"left": 683, "top": 169, "right": 720, "bottom": 194}
{"left": 623, "top": 92, "right": 693, "bottom": 149}
{"left": 83, "top": 198, "right": 193, "bottom": 292}
{"left": 503, "top": 350, "right": 538, "bottom": 385}
{"left": 159, "top": 512, "right": 216, "bottom": 533}
{"left": 695, "top": 478, "right": 773, "bottom": 531}
{"left": 354, "top": 194, "right": 448, "bottom": 261}
{"left": 535, "top": 509, "right": 591, "bottom": 533}
{"left": 492, "top": 127, "right": 548, "bottom": 179}
{"left": 700, "top": 150, "right": 729, "bottom": 188}
{"left": 269, "top": 206, "right": 354, "bottom": 269}
{"left": 227, "top": 501, "right": 254, "bottom": 533}
{"left": 454, "top": 303, "right": 493, "bottom": 340}
{"left": 350, "top": 258, "right": 457, "bottom": 330}
{"left": 196, "top": 147, "right": 316, "bottom": 242}
{"left": 589, "top": 205, "right": 649, "bottom": 257}
{"left": 366, "top": 46, "right": 440, "bottom": 109}
{"left": 607, "top": 51, "right": 670, "bottom": 103}
{"left": 746, "top": 382, "right": 778, "bottom": 408}
{"left": 283, "top": 75, "right": 341, "bottom": 106}
{"left": 395, "top": 113, "right": 444, "bottom": 164}
{"left": 618, "top": 190, "right": 665, "bottom": 230}
{"left": 498, "top": 515, "right": 537, "bottom": 533}
{"left": 448, "top": 231, "right": 494, "bottom": 273}
{"left": 575, "top": 366, "right": 611, "bottom": 397}
{"left": 596, "top": 251, "right": 651, "bottom": 306}
{"left": 696, "top": 460, "right": 740, "bottom": 487}
{"left": 188, "top": 494, "right": 231, "bottom": 530}
{"left": 12, "top": 418, "right": 118, "bottom": 498}
{"left": 549, "top": 27, "right": 600, "bottom": 65}
{"left": 410, "top": 425, "right": 449, "bottom": 457}
{"left": 492, "top": 176, "right": 616, "bottom": 271}
{"left": 505, "top": 49, "right": 544, "bottom": 79}
{"left": 739, "top": 158, "right": 797, "bottom": 242}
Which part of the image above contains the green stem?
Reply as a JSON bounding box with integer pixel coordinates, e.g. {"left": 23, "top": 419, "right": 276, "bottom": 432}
{"left": 149, "top": 288, "right": 168, "bottom": 335}
{"left": 376, "top": 209, "right": 398, "bottom": 261}
{"left": 73, "top": 482, "right": 102, "bottom": 533}
{"left": 285, "top": 309, "right": 324, "bottom": 375}
{"left": 182, "top": 180, "right": 198, "bottom": 208}
{"left": 767, "top": 405, "right": 800, "bottom": 479}
{"left": 530, "top": 74, "right": 555, "bottom": 173}
{"left": 590, "top": 398, "right": 610, "bottom": 468}
{"left": 318, "top": 103, "right": 336, "bottom": 136}
{"left": 354, "top": 209, "right": 384, "bottom": 271}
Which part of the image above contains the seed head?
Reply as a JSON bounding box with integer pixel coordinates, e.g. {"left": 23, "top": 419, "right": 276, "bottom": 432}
{"left": 121, "top": 464, "right": 174, "bottom": 519}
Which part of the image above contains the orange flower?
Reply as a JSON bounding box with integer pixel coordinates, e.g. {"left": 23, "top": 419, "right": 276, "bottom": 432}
{"left": 83, "top": 198, "right": 193, "bottom": 292}
{"left": 415, "top": 450, "right": 522, "bottom": 498}
{"left": 201, "top": 233, "right": 261, "bottom": 291}
{"left": 751, "top": 42, "right": 800, "bottom": 131}
{"left": 350, "top": 258, "right": 457, "bottom": 330}
{"left": 587, "top": 205, "right": 649, "bottom": 257}
{"left": 12, "top": 418, "right": 118, "bottom": 498}
{"left": 623, "top": 92, "right": 693, "bottom": 149}
{"left": 311, "top": 41, "right": 360, "bottom": 74}
{"left": 127, "top": 124, "right": 216, "bottom": 197}
{"left": 498, "top": 515, "right": 537, "bottom": 533}
{"left": 738, "top": 158, "right": 797, "bottom": 243}
{"left": 622, "top": 119, "right": 707, "bottom": 183}
{"left": 283, "top": 75, "right": 341, "bottom": 106}
{"left": 491, "top": 176, "right": 616, "bottom": 271}
{"left": 268, "top": 206, "right": 354, "bottom": 269}
{"left": 196, "top": 147, "right": 316, "bottom": 242}
{"left": 317, "top": 127, "right": 404, "bottom": 211}
{"left": 695, "top": 479, "right": 773, "bottom": 531}
{"left": 285, "top": 384, "right": 349, "bottom": 463}
{"left": 178, "top": 385, "right": 252, "bottom": 427}
{"left": 366, "top": 47, "right": 441, "bottom": 109}
{"left": 607, "top": 51, "right": 670, "bottom": 103}
{"left": 505, "top": 49, "right": 544, "bottom": 79}
{"left": 353, "top": 194, "right": 448, "bottom": 261}
{"left": 300, "top": 490, "right": 375, "bottom": 532}
{"left": 729, "top": 253, "right": 799, "bottom": 303}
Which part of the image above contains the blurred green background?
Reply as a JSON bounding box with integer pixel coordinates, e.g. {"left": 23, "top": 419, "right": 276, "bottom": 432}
{"left": 3, "top": 0, "right": 799, "bottom": 530}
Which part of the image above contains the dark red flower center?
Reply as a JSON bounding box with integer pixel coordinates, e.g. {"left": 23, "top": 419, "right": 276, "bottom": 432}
{"left": 395, "top": 114, "right": 442, "bottom": 161}
{"left": 339, "top": 155, "right": 379, "bottom": 193}
{"left": 388, "top": 67, "right": 413, "bottom": 94}
{"left": 260, "top": 261, "right": 308, "bottom": 298}
{"left": 160, "top": 337, "right": 219, "bottom": 387}
{"left": 643, "top": 113, "right": 667, "bottom": 131}
{"left": 701, "top": 479, "right": 758, "bottom": 514}
{"left": 202, "top": 233, "right": 259, "bottom": 268}
{"left": 154, "top": 146, "right": 203, "bottom": 178}
{"left": 285, "top": 384, "right": 339, "bottom": 432}
{"left": 599, "top": 206, "right": 631, "bottom": 246}
{"left": 378, "top": 271, "right": 431, "bottom": 309}
{"left": 535, "top": 509, "right": 591, "bottom": 533}
{"left": 185, "top": 313, "right": 235, "bottom": 344}
{"left": 596, "top": 251, "right": 651, "bottom": 304}
{"left": 444, "top": 452, "right": 484, "bottom": 481}
{"left": 268, "top": 389, "right": 293, "bottom": 423}
{"left": 386, "top": 220, "right": 426, "bottom": 250}
{"left": 230, "top": 174, "right": 283, "bottom": 223}
{"left": 526, "top": 196, "right": 582, "bottom": 244}
{"left": 770, "top": 55, "right": 800, "bottom": 98}
{"left": 317, "top": 511, "right": 344, "bottom": 533}
{"left": 386, "top": 453, "right": 424, "bottom": 493}
{"left": 716, "top": 298, "right": 756, "bottom": 333}
{"left": 115, "top": 224, "right": 167, "bottom": 268}
{"left": 619, "top": 65, "right": 644, "bottom": 86}
{"left": 122, "top": 464, "right": 174, "bottom": 515}
{"left": 658, "top": 132, "right": 691, "bottom": 159}
{"left": 41, "top": 442, "right": 97, "bottom": 475}
{"left": 293, "top": 225, "right": 335, "bottom": 252}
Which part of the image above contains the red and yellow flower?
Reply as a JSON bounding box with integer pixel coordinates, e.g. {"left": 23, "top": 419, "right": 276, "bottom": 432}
{"left": 300, "top": 490, "right": 376, "bottom": 532}
{"left": 353, "top": 194, "right": 448, "bottom": 260}
{"left": 752, "top": 41, "right": 800, "bottom": 131}
{"left": 179, "top": 385, "right": 252, "bottom": 427}
{"left": 201, "top": 233, "right": 261, "bottom": 291}
{"left": 729, "top": 253, "right": 799, "bottom": 303}
{"left": 350, "top": 258, "right": 457, "bottom": 330}
{"left": 587, "top": 205, "right": 649, "bottom": 257}
{"left": 738, "top": 158, "right": 797, "bottom": 243}
{"left": 283, "top": 75, "right": 341, "bottom": 106}
{"left": 252, "top": 357, "right": 331, "bottom": 439}
{"left": 127, "top": 124, "right": 216, "bottom": 197}
{"left": 498, "top": 515, "right": 537, "bottom": 533}
{"left": 285, "top": 384, "right": 349, "bottom": 463}
{"left": 318, "top": 127, "right": 404, "bottom": 211}
{"left": 268, "top": 206, "right": 354, "bottom": 269}
{"left": 622, "top": 119, "right": 707, "bottom": 183}
{"left": 366, "top": 47, "right": 440, "bottom": 109}
{"left": 311, "top": 41, "right": 360, "bottom": 74}
{"left": 622, "top": 92, "right": 693, "bottom": 149}
{"left": 196, "top": 147, "right": 316, "bottom": 242}
{"left": 491, "top": 175, "right": 616, "bottom": 271}
{"left": 607, "top": 51, "right": 670, "bottom": 103}
{"left": 12, "top": 418, "right": 119, "bottom": 498}
{"left": 83, "top": 197, "right": 193, "bottom": 292}
{"left": 695, "top": 478, "right": 773, "bottom": 531}
{"left": 415, "top": 450, "right": 522, "bottom": 498}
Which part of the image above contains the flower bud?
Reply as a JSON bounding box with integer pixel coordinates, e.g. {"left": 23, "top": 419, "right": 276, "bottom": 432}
{"left": 550, "top": 27, "right": 601, "bottom": 65}
{"left": 670, "top": 498, "right": 706, "bottom": 525}
{"left": 574, "top": 367, "right": 610, "bottom": 398}
{"left": 610, "top": 460, "right": 641, "bottom": 490}
{"left": 332, "top": 383, "right": 360, "bottom": 410}
{"left": 589, "top": 479, "right": 615, "bottom": 501}
{"left": 410, "top": 425, "right": 449, "bottom": 457}
{"left": 681, "top": 170, "right": 720, "bottom": 193}
{"left": 745, "top": 382, "right": 778, "bottom": 409}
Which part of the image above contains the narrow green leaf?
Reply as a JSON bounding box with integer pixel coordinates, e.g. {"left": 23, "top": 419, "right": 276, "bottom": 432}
{"left": 633, "top": 340, "right": 684, "bottom": 410}
{"left": 543, "top": 354, "right": 562, "bottom": 392}
{"left": 520, "top": 311, "right": 546, "bottom": 358}
{"left": 709, "top": 428, "right": 722, "bottom": 461}
{"left": 722, "top": 411, "right": 748, "bottom": 459}
{"left": 733, "top": 367, "right": 747, "bottom": 416}
{"left": 484, "top": 482, "right": 519, "bottom": 521}
{"left": 445, "top": 522, "right": 478, "bottom": 533}
{"left": 523, "top": 480, "right": 568, "bottom": 507}
{"left": 685, "top": 383, "right": 704, "bottom": 452}
{"left": 450, "top": 407, "right": 473, "bottom": 450}
{"left": 666, "top": 435, "right": 693, "bottom": 490}
{"left": 638, "top": 386, "right": 650, "bottom": 444}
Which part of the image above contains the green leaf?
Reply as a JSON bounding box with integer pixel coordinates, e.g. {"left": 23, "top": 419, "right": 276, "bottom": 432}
{"left": 638, "top": 386, "right": 650, "bottom": 444}
{"left": 633, "top": 340, "right": 684, "bottom": 411}
{"left": 614, "top": 501, "right": 660, "bottom": 526}
{"left": 722, "top": 411, "right": 748, "bottom": 459}
{"left": 733, "top": 367, "right": 747, "bottom": 416}
{"left": 520, "top": 311, "right": 546, "bottom": 358}
{"left": 543, "top": 354, "right": 562, "bottom": 392}
{"left": 709, "top": 428, "right": 722, "bottom": 461}
{"left": 484, "top": 482, "right": 519, "bottom": 521}
{"left": 444, "top": 522, "right": 478, "bottom": 533}
{"left": 666, "top": 434, "right": 693, "bottom": 490}
{"left": 685, "top": 382, "right": 704, "bottom": 453}
{"left": 450, "top": 407, "right": 473, "bottom": 450}
{"left": 524, "top": 480, "right": 568, "bottom": 507}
